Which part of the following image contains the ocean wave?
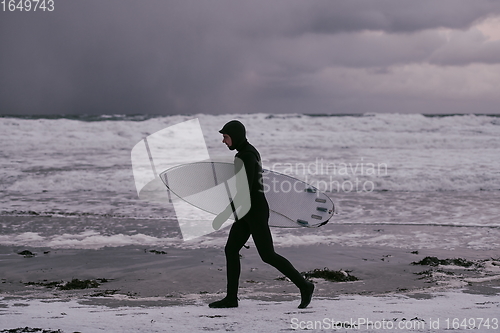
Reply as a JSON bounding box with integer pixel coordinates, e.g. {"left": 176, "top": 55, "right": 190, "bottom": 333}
{"left": 2, "top": 222, "right": 499, "bottom": 251}
{"left": 0, "top": 231, "right": 182, "bottom": 250}
{"left": 1, "top": 113, "right": 499, "bottom": 217}
{"left": 2, "top": 112, "right": 500, "bottom": 121}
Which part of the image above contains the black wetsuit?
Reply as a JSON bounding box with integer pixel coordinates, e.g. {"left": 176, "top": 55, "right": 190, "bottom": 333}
{"left": 219, "top": 121, "right": 308, "bottom": 301}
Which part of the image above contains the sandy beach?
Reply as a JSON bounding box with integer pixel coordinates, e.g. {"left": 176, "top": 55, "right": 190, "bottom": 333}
{"left": 1, "top": 222, "right": 499, "bottom": 332}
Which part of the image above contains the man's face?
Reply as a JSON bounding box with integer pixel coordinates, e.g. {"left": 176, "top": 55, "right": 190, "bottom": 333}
{"left": 222, "top": 134, "right": 232, "bottom": 148}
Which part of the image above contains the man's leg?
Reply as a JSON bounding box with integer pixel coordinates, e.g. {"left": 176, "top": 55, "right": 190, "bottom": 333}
{"left": 251, "top": 219, "right": 314, "bottom": 308}
{"left": 209, "top": 219, "right": 250, "bottom": 308}
{"left": 225, "top": 219, "right": 251, "bottom": 299}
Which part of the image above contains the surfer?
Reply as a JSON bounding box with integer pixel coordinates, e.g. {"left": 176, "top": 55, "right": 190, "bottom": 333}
{"left": 209, "top": 120, "right": 314, "bottom": 309}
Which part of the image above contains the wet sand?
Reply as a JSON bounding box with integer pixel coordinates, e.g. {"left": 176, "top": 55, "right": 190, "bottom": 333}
{"left": 2, "top": 243, "right": 498, "bottom": 300}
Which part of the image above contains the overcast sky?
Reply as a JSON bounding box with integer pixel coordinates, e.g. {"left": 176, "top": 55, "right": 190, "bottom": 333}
{"left": 2, "top": 0, "right": 500, "bottom": 116}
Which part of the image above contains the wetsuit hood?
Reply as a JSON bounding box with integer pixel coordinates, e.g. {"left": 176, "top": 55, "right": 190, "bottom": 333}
{"left": 219, "top": 120, "right": 247, "bottom": 151}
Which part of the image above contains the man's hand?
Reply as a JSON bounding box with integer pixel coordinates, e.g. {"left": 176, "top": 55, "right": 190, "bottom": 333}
{"left": 212, "top": 209, "right": 232, "bottom": 230}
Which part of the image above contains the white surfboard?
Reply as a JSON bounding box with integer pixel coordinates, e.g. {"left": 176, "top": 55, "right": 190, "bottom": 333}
{"left": 159, "top": 161, "right": 334, "bottom": 228}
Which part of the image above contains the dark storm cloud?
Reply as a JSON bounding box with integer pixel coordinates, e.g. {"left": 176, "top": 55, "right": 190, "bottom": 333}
{"left": 286, "top": 0, "right": 500, "bottom": 35}
{"left": 1, "top": 0, "right": 245, "bottom": 115}
{"left": 1, "top": 0, "right": 500, "bottom": 115}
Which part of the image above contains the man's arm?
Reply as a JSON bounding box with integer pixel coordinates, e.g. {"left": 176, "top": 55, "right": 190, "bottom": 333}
{"left": 212, "top": 153, "right": 255, "bottom": 229}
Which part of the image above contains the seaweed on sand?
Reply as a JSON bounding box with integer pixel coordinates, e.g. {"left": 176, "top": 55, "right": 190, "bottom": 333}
{"left": 411, "top": 256, "right": 476, "bottom": 268}
{"left": 0, "top": 328, "right": 63, "bottom": 333}
{"left": 277, "top": 268, "right": 359, "bottom": 282}
{"left": 303, "top": 268, "right": 359, "bottom": 282}
{"left": 58, "top": 279, "right": 100, "bottom": 290}
{"left": 24, "top": 278, "right": 109, "bottom": 290}
{"left": 17, "top": 250, "right": 36, "bottom": 258}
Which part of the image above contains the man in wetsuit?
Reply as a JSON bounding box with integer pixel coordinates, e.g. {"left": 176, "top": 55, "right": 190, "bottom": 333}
{"left": 208, "top": 120, "right": 314, "bottom": 309}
